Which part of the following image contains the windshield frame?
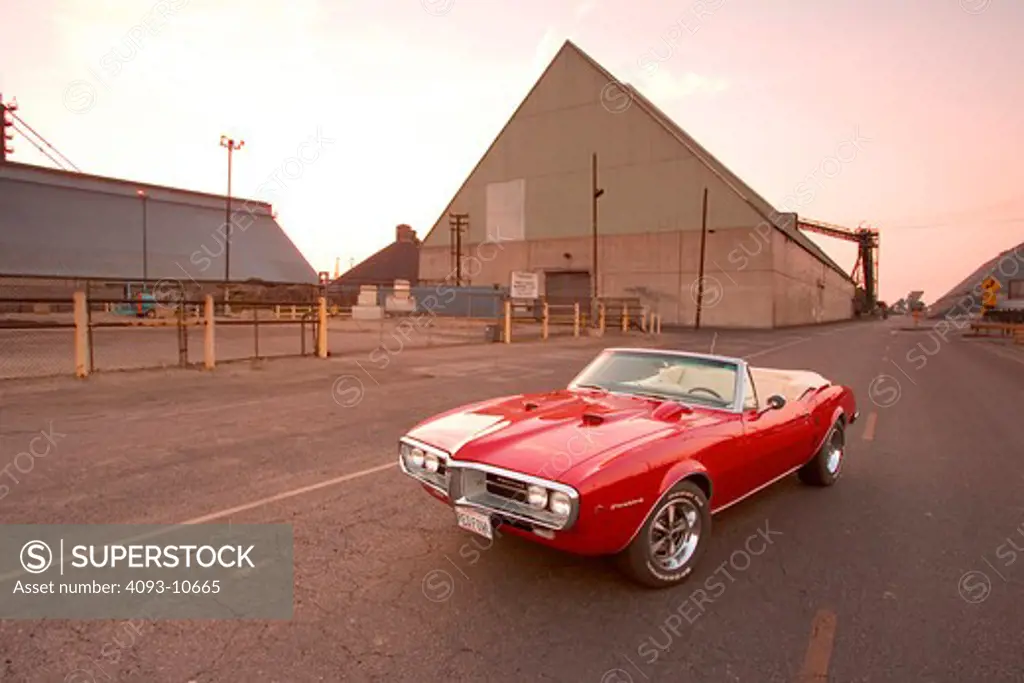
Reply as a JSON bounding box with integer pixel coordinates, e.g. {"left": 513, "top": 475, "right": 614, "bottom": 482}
{"left": 568, "top": 348, "right": 749, "bottom": 413}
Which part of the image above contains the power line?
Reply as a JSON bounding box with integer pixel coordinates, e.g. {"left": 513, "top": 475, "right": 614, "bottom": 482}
{"left": 8, "top": 110, "right": 80, "bottom": 171}
{"left": 879, "top": 217, "right": 1024, "bottom": 231}
{"left": 10, "top": 120, "right": 67, "bottom": 170}
{"left": 883, "top": 196, "right": 1024, "bottom": 225}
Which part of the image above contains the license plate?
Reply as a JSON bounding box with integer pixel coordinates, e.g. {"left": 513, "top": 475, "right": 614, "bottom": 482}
{"left": 455, "top": 507, "right": 493, "bottom": 540}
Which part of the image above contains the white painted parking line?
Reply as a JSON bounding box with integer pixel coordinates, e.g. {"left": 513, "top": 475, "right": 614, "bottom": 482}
{"left": 0, "top": 461, "right": 398, "bottom": 585}
{"left": 179, "top": 461, "right": 397, "bottom": 525}
{"left": 743, "top": 336, "right": 812, "bottom": 360}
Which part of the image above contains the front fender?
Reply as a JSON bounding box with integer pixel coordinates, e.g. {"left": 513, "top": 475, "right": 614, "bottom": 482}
{"left": 602, "top": 460, "right": 712, "bottom": 555}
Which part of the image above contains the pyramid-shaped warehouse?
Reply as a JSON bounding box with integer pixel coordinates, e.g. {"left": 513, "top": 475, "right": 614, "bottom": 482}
{"left": 419, "top": 40, "right": 855, "bottom": 328}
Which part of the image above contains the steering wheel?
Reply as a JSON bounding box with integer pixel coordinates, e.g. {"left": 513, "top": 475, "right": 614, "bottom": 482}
{"left": 686, "top": 386, "right": 724, "bottom": 401}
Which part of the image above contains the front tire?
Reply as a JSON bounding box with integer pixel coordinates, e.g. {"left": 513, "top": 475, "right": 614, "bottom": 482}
{"left": 619, "top": 481, "right": 711, "bottom": 588}
{"left": 798, "top": 421, "right": 845, "bottom": 486}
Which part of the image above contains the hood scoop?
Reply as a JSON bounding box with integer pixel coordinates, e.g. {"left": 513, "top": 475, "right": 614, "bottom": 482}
{"left": 651, "top": 401, "right": 693, "bottom": 422}
{"left": 523, "top": 401, "right": 540, "bottom": 411}
{"left": 581, "top": 412, "right": 605, "bottom": 426}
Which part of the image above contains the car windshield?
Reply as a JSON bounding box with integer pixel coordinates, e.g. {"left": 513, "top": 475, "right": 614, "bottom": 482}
{"left": 570, "top": 350, "right": 739, "bottom": 408}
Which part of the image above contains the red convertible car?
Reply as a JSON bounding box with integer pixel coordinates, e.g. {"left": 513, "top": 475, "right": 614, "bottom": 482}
{"left": 398, "top": 348, "right": 858, "bottom": 588}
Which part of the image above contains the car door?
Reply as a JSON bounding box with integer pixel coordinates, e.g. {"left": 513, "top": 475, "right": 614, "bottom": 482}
{"left": 740, "top": 367, "right": 811, "bottom": 489}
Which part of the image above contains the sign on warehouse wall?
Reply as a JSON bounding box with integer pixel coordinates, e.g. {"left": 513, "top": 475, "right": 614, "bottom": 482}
{"left": 510, "top": 271, "right": 539, "bottom": 300}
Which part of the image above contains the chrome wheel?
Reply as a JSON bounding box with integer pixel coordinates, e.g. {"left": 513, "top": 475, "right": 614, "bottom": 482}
{"left": 825, "top": 427, "right": 844, "bottom": 475}
{"left": 648, "top": 498, "right": 702, "bottom": 571}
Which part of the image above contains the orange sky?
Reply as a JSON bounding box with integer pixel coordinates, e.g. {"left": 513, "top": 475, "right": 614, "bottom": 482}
{"left": 1, "top": 0, "right": 1022, "bottom": 303}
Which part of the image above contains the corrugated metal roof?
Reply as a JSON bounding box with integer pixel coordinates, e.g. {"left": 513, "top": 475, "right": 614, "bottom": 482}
{"left": 0, "top": 162, "right": 317, "bottom": 284}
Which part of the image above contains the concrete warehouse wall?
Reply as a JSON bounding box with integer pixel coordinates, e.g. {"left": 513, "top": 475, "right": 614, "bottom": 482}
{"left": 419, "top": 42, "right": 854, "bottom": 328}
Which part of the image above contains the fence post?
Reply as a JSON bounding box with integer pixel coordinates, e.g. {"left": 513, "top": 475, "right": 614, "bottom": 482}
{"left": 622, "top": 303, "right": 628, "bottom": 332}
{"left": 599, "top": 302, "right": 606, "bottom": 334}
{"left": 542, "top": 301, "right": 549, "bottom": 340}
{"left": 573, "top": 303, "right": 580, "bottom": 338}
{"left": 204, "top": 295, "right": 216, "bottom": 370}
{"left": 274, "top": 304, "right": 280, "bottom": 320}
{"left": 641, "top": 306, "right": 648, "bottom": 334}
{"left": 291, "top": 304, "right": 297, "bottom": 321}
{"left": 316, "top": 296, "right": 328, "bottom": 358}
{"left": 504, "top": 299, "right": 512, "bottom": 344}
{"left": 656, "top": 314, "right": 662, "bottom": 335}
{"left": 73, "top": 291, "right": 90, "bottom": 378}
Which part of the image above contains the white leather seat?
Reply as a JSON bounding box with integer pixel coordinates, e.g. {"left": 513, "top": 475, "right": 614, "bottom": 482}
{"left": 751, "top": 367, "right": 830, "bottom": 403}
{"left": 632, "top": 365, "right": 736, "bottom": 403}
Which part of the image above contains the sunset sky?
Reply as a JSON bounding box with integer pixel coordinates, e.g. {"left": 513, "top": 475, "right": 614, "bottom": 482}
{"left": 1, "top": 0, "right": 1022, "bottom": 302}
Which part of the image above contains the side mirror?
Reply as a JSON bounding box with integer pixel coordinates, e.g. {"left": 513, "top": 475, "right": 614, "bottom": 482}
{"left": 765, "top": 394, "right": 786, "bottom": 411}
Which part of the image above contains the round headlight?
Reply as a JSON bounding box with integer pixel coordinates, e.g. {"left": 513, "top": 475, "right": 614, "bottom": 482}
{"left": 410, "top": 448, "right": 425, "bottom": 468}
{"left": 424, "top": 452, "right": 440, "bottom": 473}
{"left": 549, "top": 491, "right": 572, "bottom": 517}
{"left": 526, "top": 485, "right": 548, "bottom": 509}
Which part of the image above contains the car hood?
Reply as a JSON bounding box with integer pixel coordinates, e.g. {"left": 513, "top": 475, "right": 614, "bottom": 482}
{"left": 404, "top": 389, "right": 726, "bottom": 481}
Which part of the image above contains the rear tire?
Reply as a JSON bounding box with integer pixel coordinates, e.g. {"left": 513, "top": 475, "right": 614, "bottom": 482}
{"left": 619, "top": 481, "right": 711, "bottom": 588}
{"left": 798, "top": 421, "right": 845, "bottom": 487}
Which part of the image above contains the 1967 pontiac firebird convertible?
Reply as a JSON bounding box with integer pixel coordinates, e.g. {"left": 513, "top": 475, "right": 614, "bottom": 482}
{"left": 398, "top": 348, "right": 858, "bottom": 588}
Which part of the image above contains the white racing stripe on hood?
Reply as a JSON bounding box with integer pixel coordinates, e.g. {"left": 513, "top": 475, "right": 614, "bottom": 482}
{"left": 424, "top": 412, "right": 511, "bottom": 455}
{"left": 450, "top": 419, "right": 512, "bottom": 455}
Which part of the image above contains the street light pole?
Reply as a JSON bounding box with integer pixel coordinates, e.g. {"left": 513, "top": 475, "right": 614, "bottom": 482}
{"left": 137, "top": 190, "right": 149, "bottom": 284}
{"left": 219, "top": 135, "right": 245, "bottom": 283}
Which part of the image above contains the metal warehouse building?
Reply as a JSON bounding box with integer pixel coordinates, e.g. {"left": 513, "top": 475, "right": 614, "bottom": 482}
{"left": 419, "top": 40, "right": 855, "bottom": 328}
{"left": 0, "top": 161, "right": 318, "bottom": 300}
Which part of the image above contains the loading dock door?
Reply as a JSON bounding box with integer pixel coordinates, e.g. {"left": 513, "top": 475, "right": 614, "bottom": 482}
{"left": 545, "top": 271, "right": 591, "bottom": 307}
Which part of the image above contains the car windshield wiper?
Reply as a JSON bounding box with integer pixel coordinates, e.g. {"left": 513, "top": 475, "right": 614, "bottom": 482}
{"left": 627, "top": 389, "right": 728, "bottom": 408}
{"left": 623, "top": 389, "right": 674, "bottom": 401}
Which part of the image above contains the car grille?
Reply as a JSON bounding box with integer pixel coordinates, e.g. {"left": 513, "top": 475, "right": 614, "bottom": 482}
{"left": 400, "top": 437, "right": 577, "bottom": 531}
{"left": 449, "top": 465, "right": 575, "bottom": 531}
{"left": 485, "top": 473, "right": 529, "bottom": 504}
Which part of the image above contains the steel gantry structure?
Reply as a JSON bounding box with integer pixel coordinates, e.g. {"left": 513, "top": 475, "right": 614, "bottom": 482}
{"left": 796, "top": 218, "right": 881, "bottom": 311}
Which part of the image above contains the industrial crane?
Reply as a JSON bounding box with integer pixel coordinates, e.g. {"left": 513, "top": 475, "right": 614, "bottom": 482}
{"left": 796, "top": 218, "right": 881, "bottom": 313}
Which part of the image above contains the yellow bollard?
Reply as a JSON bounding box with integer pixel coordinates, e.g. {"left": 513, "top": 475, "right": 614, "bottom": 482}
{"left": 204, "top": 295, "right": 216, "bottom": 370}
{"left": 274, "top": 304, "right": 280, "bottom": 320}
{"left": 542, "top": 301, "right": 549, "bottom": 340}
{"left": 316, "top": 297, "right": 328, "bottom": 358}
{"left": 599, "top": 302, "right": 606, "bottom": 334}
{"left": 504, "top": 299, "right": 512, "bottom": 344}
{"left": 73, "top": 291, "right": 90, "bottom": 378}
{"left": 622, "top": 303, "right": 628, "bottom": 332}
{"left": 573, "top": 303, "right": 580, "bottom": 338}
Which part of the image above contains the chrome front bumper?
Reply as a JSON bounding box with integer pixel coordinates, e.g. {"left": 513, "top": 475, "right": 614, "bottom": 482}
{"left": 398, "top": 436, "right": 579, "bottom": 531}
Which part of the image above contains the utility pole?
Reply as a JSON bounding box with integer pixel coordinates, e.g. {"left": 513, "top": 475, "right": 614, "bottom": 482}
{"left": 591, "top": 153, "right": 605, "bottom": 320}
{"left": 219, "top": 135, "right": 245, "bottom": 282}
{"left": 448, "top": 213, "right": 469, "bottom": 285}
{"left": 1, "top": 93, "right": 17, "bottom": 162}
{"left": 694, "top": 187, "right": 709, "bottom": 330}
{"left": 137, "top": 189, "right": 149, "bottom": 284}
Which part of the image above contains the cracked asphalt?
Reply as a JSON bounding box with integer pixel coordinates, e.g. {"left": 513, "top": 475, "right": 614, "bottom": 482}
{"left": 1, "top": 317, "right": 1023, "bottom": 682}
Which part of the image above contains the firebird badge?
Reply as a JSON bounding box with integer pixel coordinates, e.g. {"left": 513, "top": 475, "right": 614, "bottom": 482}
{"left": 609, "top": 498, "right": 645, "bottom": 511}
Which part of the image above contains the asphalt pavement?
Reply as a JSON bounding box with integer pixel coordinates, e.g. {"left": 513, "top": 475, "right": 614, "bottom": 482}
{"left": 0, "top": 318, "right": 1022, "bottom": 682}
